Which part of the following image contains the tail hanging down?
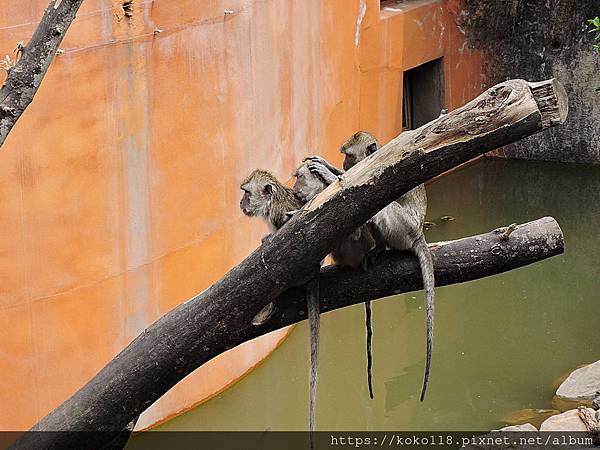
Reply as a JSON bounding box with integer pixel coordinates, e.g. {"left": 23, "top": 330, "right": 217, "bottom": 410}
{"left": 306, "top": 278, "right": 320, "bottom": 448}
{"left": 413, "top": 236, "right": 435, "bottom": 402}
{"left": 365, "top": 300, "right": 374, "bottom": 399}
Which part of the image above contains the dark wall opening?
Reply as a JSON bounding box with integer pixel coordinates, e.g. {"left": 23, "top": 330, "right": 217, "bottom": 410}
{"left": 402, "top": 58, "right": 445, "bottom": 130}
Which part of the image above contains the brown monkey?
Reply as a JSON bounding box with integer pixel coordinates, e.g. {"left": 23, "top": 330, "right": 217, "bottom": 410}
{"left": 240, "top": 169, "right": 320, "bottom": 446}
{"left": 307, "top": 130, "right": 435, "bottom": 402}
{"left": 293, "top": 160, "right": 377, "bottom": 399}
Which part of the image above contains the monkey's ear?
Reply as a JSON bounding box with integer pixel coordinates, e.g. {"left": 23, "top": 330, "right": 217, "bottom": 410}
{"left": 264, "top": 184, "right": 273, "bottom": 195}
{"left": 366, "top": 142, "right": 378, "bottom": 156}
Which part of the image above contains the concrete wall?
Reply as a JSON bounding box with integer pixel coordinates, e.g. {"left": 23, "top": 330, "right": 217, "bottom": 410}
{"left": 460, "top": 0, "right": 600, "bottom": 164}
{"left": 0, "top": 0, "right": 483, "bottom": 429}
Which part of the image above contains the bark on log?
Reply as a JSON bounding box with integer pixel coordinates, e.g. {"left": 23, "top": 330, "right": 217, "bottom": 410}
{"left": 14, "top": 79, "right": 568, "bottom": 450}
{"left": 0, "top": 0, "right": 85, "bottom": 147}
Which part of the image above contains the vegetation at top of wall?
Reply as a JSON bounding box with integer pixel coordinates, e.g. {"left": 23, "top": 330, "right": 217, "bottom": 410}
{"left": 589, "top": 17, "right": 600, "bottom": 91}
{"left": 589, "top": 17, "right": 600, "bottom": 53}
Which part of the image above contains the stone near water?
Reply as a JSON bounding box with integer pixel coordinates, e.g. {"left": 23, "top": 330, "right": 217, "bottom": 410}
{"left": 539, "top": 408, "right": 595, "bottom": 432}
{"left": 554, "top": 360, "right": 600, "bottom": 410}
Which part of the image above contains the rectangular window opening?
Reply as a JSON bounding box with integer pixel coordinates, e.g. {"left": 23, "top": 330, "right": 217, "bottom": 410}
{"left": 402, "top": 58, "right": 445, "bottom": 131}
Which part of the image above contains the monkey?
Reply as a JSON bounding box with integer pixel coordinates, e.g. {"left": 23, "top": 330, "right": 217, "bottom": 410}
{"left": 239, "top": 169, "right": 321, "bottom": 446}
{"left": 293, "top": 160, "right": 378, "bottom": 400}
{"left": 240, "top": 168, "right": 301, "bottom": 231}
{"left": 306, "top": 130, "right": 435, "bottom": 402}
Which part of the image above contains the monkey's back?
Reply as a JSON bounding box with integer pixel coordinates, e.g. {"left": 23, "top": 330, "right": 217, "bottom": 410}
{"left": 372, "top": 184, "right": 427, "bottom": 251}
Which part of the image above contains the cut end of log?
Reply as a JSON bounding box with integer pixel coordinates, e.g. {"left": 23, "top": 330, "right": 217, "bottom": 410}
{"left": 527, "top": 79, "right": 569, "bottom": 128}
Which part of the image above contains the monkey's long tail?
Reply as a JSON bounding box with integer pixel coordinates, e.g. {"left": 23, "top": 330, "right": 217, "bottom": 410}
{"left": 307, "top": 277, "right": 320, "bottom": 449}
{"left": 365, "top": 300, "right": 374, "bottom": 399}
{"left": 413, "top": 236, "right": 435, "bottom": 402}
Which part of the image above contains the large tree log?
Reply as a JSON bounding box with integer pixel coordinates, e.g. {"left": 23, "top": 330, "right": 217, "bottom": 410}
{"left": 0, "top": 0, "right": 85, "bottom": 147}
{"left": 14, "top": 79, "right": 568, "bottom": 450}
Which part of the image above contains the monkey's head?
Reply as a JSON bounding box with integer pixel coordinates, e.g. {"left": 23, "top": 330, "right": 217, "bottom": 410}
{"left": 240, "top": 169, "right": 278, "bottom": 218}
{"left": 339, "top": 131, "right": 380, "bottom": 171}
{"left": 292, "top": 162, "right": 327, "bottom": 203}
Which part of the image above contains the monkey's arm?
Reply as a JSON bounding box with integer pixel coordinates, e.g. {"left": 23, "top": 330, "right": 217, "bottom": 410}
{"left": 306, "top": 161, "right": 341, "bottom": 185}
{"left": 304, "top": 156, "right": 344, "bottom": 176}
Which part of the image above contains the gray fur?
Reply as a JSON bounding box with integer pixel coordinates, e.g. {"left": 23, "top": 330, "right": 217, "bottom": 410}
{"left": 306, "top": 277, "right": 320, "bottom": 446}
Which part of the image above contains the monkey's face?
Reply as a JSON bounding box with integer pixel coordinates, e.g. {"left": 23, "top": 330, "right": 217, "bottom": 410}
{"left": 342, "top": 141, "right": 378, "bottom": 171}
{"left": 341, "top": 145, "right": 368, "bottom": 171}
{"left": 292, "top": 164, "right": 326, "bottom": 203}
{"left": 340, "top": 132, "right": 379, "bottom": 171}
{"left": 240, "top": 176, "right": 272, "bottom": 218}
{"left": 342, "top": 148, "right": 359, "bottom": 171}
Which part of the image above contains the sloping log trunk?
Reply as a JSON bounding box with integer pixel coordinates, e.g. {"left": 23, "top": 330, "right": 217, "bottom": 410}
{"left": 0, "top": 0, "right": 85, "bottom": 147}
{"left": 13, "top": 79, "right": 568, "bottom": 450}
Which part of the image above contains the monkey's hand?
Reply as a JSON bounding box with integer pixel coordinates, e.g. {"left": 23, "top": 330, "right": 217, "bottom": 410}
{"left": 306, "top": 161, "right": 341, "bottom": 185}
{"left": 303, "top": 156, "right": 344, "bottom": 176}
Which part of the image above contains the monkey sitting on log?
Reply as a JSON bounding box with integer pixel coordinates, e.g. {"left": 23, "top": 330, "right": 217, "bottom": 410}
{"left": 239, "top": 169, "right": 321, "bottom": 446}
{"left": 293, "top": 160, "right": 377, "bottom": 400}
{"left": 306, "top": 130, "right": 435, "bottom": 402}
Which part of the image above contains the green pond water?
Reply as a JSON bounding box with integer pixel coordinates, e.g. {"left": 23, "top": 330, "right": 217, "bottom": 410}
{"left": 153, "top": 158, "right": 600, "bottom": 432}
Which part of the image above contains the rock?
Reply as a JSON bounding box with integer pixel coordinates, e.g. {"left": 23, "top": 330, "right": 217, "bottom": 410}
{"left": 539, "top": 408, "right": 595, "bottom": 432}
{"left": 550, "top": 363, "right": 590, "bottom": 391}
{"left": 593, "top": 395, "right": 600, "bottom": 410}
{"left": 554, "top": 360, "right": 600, "bottom": 409}
{"left": 498, "top": 423, "right": 538, "bottom": 432}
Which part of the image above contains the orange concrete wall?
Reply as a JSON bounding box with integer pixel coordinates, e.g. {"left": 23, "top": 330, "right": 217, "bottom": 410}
{"left": 0, "top": 0, "right": 483, "bottom": 430}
